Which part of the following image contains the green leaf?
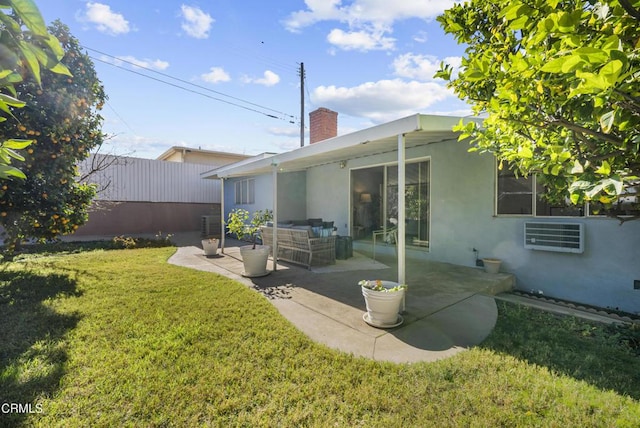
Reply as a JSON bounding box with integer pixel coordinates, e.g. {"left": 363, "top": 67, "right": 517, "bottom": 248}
{"left": 574, "top": 47, "right": 609, "bottom": 65}
{"left": 2, "top": 139, "right": 32, "bottom": 150}
{"left": 599, "top": 60, "right": 623, "bottom": 85}
{"left": 10, "top": 0, "right": 48, "bottom": 37}
{"left": 570, "top": 192, "right": 581, "bottom": 204}
{"left": 601, "top": 35, "right": 621, "bottom": 52}
{"left": 47, "top": 61, "right": 72, "bottom": 77}
{"left": 595, "top": 160, "right": 611, "bottom": 175}
{"left": 5, "top": 148, "right": 25, "bottom": 161}
{"left": 561, "top": 54, "right": 585, "bottom": 73}
{"left": 518, "top": 146, "right": 533, "bottom": 158}
{"left": 570, "top": 160, "right": 584, "bottom": 174}
{"left": 602, "top": 177, "right": 623, "bottom": 195}
{"left": 541, "top": 56, "right": 566, "bottom": 73}
{"left": 0, "top": 163, "right": 26, "bottom": 180}
{"left": 600, "top": 110, "right": 615, "bottom": 133}
{"left": 17, "top": 40, "right": 41, "bottom": 85}
{"left": 0, "top": 93, "right": 26, "bottom": 107}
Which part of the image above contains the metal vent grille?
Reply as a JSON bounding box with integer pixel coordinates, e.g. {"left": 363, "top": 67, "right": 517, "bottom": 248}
{"left": 524, "top": 222, "right": 584, "bottom": 253}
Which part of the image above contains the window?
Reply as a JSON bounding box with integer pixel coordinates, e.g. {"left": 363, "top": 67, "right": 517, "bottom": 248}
{"left": 234, "top": 178, "right": 255, "bottom": 205}
{"left": 496, "top": 166, "right": 583, "bottom": 217}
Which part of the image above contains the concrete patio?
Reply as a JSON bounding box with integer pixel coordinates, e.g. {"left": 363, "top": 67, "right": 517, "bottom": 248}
{"left": 168, "top": 235, "right": 515, "bottom": 364}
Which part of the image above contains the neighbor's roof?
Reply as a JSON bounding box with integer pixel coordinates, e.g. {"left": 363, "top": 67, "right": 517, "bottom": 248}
{"left": 156, "top": 146, "right": 252, "bottom": 161}
{"left": 202, "top": 114, "right": 481, "bottom": 179}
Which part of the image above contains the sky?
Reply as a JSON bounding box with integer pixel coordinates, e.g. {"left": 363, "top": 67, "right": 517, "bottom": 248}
{"left": 37, "top": 0, "right": 470, "bottom": 160}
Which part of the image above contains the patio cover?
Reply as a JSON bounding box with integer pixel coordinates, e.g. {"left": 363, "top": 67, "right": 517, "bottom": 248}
{"left": 202, "top": 113, "right": 481, "bottom": 281}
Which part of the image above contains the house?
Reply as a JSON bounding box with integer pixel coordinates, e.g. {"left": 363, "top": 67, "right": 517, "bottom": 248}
{"left": 203, "top": 108, "right": 640, "bottom": 314}
{"left": 75, "top": 149, "right": 248, "bottom": 238}
{"left": 157, "top": 146, "right": 251, "bottom": 166}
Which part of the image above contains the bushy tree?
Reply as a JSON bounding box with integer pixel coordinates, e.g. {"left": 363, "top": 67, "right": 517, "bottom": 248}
{"left": 0, "top": 20, "right": 106, "bottom": 250}
{"left": 0, "top": 0, "right": 71, "bottom": 179}
{"left": 437, "top": 0, "right": 640, "bottom": 220}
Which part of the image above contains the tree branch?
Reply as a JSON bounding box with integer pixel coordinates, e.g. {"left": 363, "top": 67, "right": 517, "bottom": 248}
{"left": 547, "top": 117, "right": 626, "bottom": 147}
{"left": 619, "top": 0, "right": 640, "bottom": 21}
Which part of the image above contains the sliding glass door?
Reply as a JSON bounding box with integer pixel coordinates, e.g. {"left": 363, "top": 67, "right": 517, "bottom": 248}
{"left": 352, "top": 159, "right": 430, "bottom": 249}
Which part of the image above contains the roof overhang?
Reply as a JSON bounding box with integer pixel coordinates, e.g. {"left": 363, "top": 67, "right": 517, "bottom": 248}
{"left": 202, "top": 114, "right": 481, "bottom": 179}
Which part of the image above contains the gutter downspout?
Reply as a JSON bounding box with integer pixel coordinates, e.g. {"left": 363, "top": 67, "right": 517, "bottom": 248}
{"left": 272, "top": 164, "right": 278, "bottom": 272}
{"left": 397, "top": 133, "right": 406, "bottom": 311}
{"left": 220, "top": 177, "right": 225, "bottom": 254}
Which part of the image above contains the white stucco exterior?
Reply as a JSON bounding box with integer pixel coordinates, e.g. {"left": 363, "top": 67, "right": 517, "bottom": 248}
{"left": 208, "top": 114, "right": 640, "bottom": 314}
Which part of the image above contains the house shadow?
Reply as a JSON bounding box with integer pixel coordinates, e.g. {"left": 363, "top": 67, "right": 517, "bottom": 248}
{"left": 248, "top": 253, "right": 506, "bottom": 354}
{"left": 478, "top": 300, "right": 640, "bottom": 400}
{"left": 0, "top": 269, "right": 82, "bottom": 425}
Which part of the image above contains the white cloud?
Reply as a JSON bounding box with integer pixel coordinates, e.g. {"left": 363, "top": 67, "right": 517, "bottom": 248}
{"left": 283, "top": 0, "right": 345, "bottom": 32}
{"left": 180, "top": 5, "right": 214, "bottom": 39}
{"left": 327, "top": 28, "right": 395, "bottom": 51}
{"left": 311, "top": 79, "right": 453, "bottom": 122}
{"left": 285, "top": 0, "right": 455, "bottom": 29}
{"left": 283, "top": 0, "right": 456, "bottom": 51}
{"left": 78, "top": 2, "right": 130, "bottom": 35}
{"left": 201, "top": 67, "right": 231, "bottom": 83}
{"left": 114, "top": 55, "right": 169, "bottom": 71}
{"left": 392, "top": 53, "right": 461, "bottom": 81}
{"left": 242, "top": 70, "right": 280, "bottom": 87}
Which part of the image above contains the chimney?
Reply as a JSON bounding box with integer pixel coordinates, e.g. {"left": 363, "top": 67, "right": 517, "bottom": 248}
{"left": 309, "top": 107, "right": 338, "bottom": 144}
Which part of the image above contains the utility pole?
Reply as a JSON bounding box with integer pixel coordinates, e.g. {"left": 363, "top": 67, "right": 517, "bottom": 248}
{"left": 299, "top": 62, "right": 305, "bottom": 147}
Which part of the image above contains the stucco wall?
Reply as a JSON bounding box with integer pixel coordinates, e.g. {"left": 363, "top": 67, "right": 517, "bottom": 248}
{"left": 223, "top": 171, "right": 307, "bottom": 223}
{"left": 75, "top": 201, "right": 220, "bottom": 237}
{"left": 305, "top": 139, "right": 640, "bottom": 314}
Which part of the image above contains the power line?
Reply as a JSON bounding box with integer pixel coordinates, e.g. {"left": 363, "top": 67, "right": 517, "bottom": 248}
{"left": 90, "top": 56, "right": 292, "bottom": 121}
{"left": 84, "top": 45, "right": 297, "bottom": 122}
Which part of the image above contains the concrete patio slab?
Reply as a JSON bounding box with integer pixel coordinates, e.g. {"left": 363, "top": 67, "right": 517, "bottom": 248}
{"left": 167, "top": 236, "right": 515, "bottom": 364}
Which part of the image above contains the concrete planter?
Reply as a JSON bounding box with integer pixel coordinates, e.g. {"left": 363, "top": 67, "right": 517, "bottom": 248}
{"left": 201, "top": 238, "right": 219, "bottom": 256}
{"left": 361, "top": 281, "right": 405, "bottom": 328}
{"left": 482, "top": 258, "right": 502, "bottom": 274}
{"left": 239, "top": 245, "right": 270, "bottom": 277}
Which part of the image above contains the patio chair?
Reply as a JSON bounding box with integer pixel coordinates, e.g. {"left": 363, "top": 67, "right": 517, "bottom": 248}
{"left": 372, "top": 226, "right": 398, "bottom": 261}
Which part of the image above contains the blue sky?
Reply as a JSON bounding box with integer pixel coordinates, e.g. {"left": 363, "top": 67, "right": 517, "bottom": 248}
{"left": 37, "top": 1, "right": 469, "bottom": 159}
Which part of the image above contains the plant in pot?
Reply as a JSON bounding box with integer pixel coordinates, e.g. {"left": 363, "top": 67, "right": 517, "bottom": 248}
{"left": 359, "top": 279, "right": 407, "bottom": 328}
{"left": 226, "top": 208, "right": 273, "bottom": 277}
{"left": 201, "top": 236, "right": 219, "bottom": 257}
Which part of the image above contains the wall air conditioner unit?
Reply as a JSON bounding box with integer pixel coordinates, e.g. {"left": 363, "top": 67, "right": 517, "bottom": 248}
{"left": 524, "top": 222, "right": 584, "bottom": 254}
{"left": 201, "top": 215, "right": 217, "bottom": 237}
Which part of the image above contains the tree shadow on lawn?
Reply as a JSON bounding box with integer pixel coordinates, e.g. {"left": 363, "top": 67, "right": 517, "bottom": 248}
{"left": 479, "top": 301, "right": 640, "bottom": 400}
{"left": 0, "top": 269, "right": 82, "bottom": 426}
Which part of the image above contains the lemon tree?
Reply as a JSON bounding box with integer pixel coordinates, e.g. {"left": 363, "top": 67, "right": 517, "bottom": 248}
{"left": 438, "top": 0, "right": 640, "bottom": 221}
{"left": 0, "top": 0, "right": 71, "bottom": 179}
{"left": 0, "top": 21, "right": 106, "bottom": 251}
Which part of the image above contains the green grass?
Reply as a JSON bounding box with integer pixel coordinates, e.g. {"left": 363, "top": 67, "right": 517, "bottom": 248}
{"left": 1, "top": 247, "right": 639, "bottom": 427}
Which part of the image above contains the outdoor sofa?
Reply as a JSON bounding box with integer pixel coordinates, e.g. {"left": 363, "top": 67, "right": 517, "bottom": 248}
{"left": 261, "top": 219, "right": 336, "bottom": 269}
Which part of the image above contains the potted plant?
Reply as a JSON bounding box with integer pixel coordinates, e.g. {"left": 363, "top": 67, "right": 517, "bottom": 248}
{"left": 359, "top": 279, "right": 407, "bottom": 328}
{"left": 201, "top": 237, "right": 219, "bottom": 256}
{"left": 226, "top": 208, "right": 273, "bottom": 277}
{"left": 482, "top": 258, "right": 502, "bottom": 274}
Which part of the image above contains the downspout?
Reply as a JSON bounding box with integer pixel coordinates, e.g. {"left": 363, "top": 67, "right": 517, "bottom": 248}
{"left": 397, "top": 133, "right": 406, "bottom": 310}
{"left": 220, "top": 177, "right": 225, "bottom": 254}
{"left": 272, "top": 163, "right": 278, "bottom": 272}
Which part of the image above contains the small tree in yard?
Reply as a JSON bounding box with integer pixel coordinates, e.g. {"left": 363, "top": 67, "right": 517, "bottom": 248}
{"left": 437, "top": 0, "right": 640, "bottom": 221}
{"left": 0, "top": 0, "right": 72, "bottom": 179}
{"left": 226, "top": 209, "right": 273, "bottom": 249}
{"left": 0, "top": 20, "right": 106, "bottom": 251}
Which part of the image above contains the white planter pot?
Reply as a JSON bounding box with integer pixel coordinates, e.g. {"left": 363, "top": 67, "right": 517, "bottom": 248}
{"left": 361, "top": 281, "right": 405, "bottom": 328}
{"left": 483, "top": 258, "right": 502, "bottom": 274}
{"left": 239, "top": 245, "right": 270, "bottom": 277}
{"left": 202, "top": 238, "right": 219, "bottom": 256}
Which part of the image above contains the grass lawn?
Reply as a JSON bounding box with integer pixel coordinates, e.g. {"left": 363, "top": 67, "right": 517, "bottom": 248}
{"left": 1, "top": 246, "right": 639, "bottom": 426}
